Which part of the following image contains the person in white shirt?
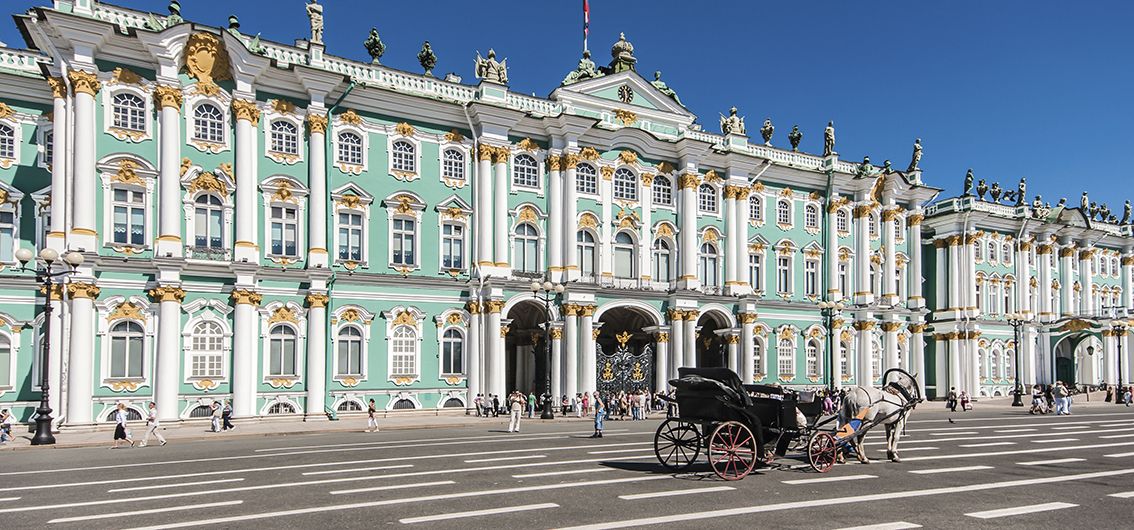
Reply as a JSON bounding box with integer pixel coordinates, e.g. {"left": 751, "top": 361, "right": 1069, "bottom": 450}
{"left": 507, "top": 391, "right": 524, "bottom": 433}
{"left": 112, "top": 403, "right": 134, "bottom": 449}
{"left": 140, "top": 401, "right": 167, "bottom": 447}
{"left": 0, "top": 409, "right": 12, "bottom": 444}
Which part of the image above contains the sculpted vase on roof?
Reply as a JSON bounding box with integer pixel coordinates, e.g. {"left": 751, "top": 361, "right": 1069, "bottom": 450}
{"left": 609, "top": 32, "right": 636, "bottom": 73}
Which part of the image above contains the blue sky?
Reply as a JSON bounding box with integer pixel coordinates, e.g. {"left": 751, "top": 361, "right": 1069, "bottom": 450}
{"left": 3, "top": 0, "right": 1131, "bottom": 203}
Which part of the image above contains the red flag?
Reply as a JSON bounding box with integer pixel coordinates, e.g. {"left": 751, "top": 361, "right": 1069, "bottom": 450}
{"left": 583, "top": 0, "right": 590, "bottom": 52}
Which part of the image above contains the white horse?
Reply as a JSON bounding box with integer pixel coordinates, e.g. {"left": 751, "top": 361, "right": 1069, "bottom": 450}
{"left": 838, "top": 379, "right": 919, "bottom": 463}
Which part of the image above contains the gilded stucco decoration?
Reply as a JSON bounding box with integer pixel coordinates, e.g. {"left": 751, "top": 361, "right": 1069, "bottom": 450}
{"left": 307, "top": 114, "right": 328, "bottom": 134}
{"left": 613, "top": 109, "right": 636, "bottom": 125}
{"left": 517, "top": 205, "right": 538, "bottom": 223}
{"left": 111, "top": 159, "right": 145, "bottom": 186}
{"left": 444, "top": 129, "right": 465, "bottom": 143}
{"left": 110, "top": 67, "right": 144, "bottom": 86}
{"left": 270, "top": 99, "right": 296, "bottom": 115}
{"left": 268, "top": 306, "right": 299, "bottom": 324}
{"left": 578, "top": 212, "right": 599, "bottom": 229}
{"left": 392, "top": 310, "right": 417, "bottom": 327}
{"left": 618, "top": 150, "right": 638, "bottom": 165}
{"left": 516, "top": 138, "right": 539, "bottom": 152}
{"left": 108, "top": 301, "right": 147, "bottom": 323}
{"left": 338, "top": 109, "right": 362, "bottom": 125}
{"left": 655, "top": 223, "right": 674, "bottom": 238}
{"left": 579, "top": 147, "right": 600, "bottom": 161}
{"left": 187, "top": 171, "right": 228, "bottom": 196}
{"left": 183, "top": 31, "right": 232, "bottom": 84}
{"left": 395, "top": 122, "right": 415, "bottom": 137}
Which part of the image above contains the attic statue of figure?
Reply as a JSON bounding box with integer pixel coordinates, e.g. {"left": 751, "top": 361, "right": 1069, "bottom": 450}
{"left": 306, "top": 0, "right": 324, "bottom": 45}
{"left": 856, "top": 156, "right": 874, "bottom": 178}
{"left": 962, "top": 169, "right": 974, "bottom": 196}
{"left": 907, "top": 138, "right": 922, "bottom": 172}
{"left": 651, "top": 71, "right": 681, "bottom": 105}
{"left": 760, "top": 118, "right": 774, "bottom": 146}
{"left": 882, "top": 159, "right": 893, "bottom": 173}
{"left": 1089, "top": 202, "right": 1099, "bottom": 219}
{"left": 364, "top": 28, "right": 386, "bottom": 64}
{"left": 788, "top": 125, "right": 802, "bottom": 151}
{"left": 823, "top": 121, "right": 836, "bottom": 156}
{"left": 1032, "top": 195, "right": 1043, "bottom": 210}
{"left": 1100, "top": 203, "right": 1112, "bottom": 221}
{"left": 1016, "top": 177, "right": 1027, "bottom": 206}
{"left": 147, "top": 0, "right": 183, "bottom": 30}
{"left": 720, "top": 107, "right": 745, "bottom": 135}
{"left": 1122, "top": 201, "right": 1131, "bottom": 225}
{"left": 976, "top": 179, "right": 989, "bottom": 200}
{"left": 563, "top": 51, "right": 603, "bottom": 85}
{"left": 1081, "top": 192, "right": 1090, "bottom": 212}
{"left": 475, "top": 49, "right": 508, "bottom": 85}
{"left": 1057, "top": 198, "right": 1067, "bottom": 208}
{"left": 990, "top": 182, "right": 1003, "bottom": 202}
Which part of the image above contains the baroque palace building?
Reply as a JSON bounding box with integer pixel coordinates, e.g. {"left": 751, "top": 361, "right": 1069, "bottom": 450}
{"left": 0, "top": 0, "right": 1129, "bottom": 426}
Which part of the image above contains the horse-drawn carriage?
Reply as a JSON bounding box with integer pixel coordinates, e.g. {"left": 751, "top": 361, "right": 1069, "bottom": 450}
{"left": 653, "top": 367, "right": 921, "bottom": 480}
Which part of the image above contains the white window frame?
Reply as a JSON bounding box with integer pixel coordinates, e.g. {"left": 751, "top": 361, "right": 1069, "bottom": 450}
{"left": 511, "top": 153, "right": 541, "bottom": 190}
{"left": 513, "top": 222, "right": 541, "bottom": 273}
{"left": 749, "top": 251, "right": 764, "bottom": 293}
{"left": 836, "top": 208, "right": 850, "bottom": 235}
{"left": 335, "top": 325, "right": 366, "bottom": 378}
{"left": 0, "top": 119, "right": 18, "bottom": 167}
{"left": 577, "top": 229, "right": 598, "bottom": 277}
{"left": 384, "top": 306, "right": 424, "bottom": 384}
{"left": 440, "top": 327, "right": 466, "bottom": 377}
{"left": 698, "top": 184, "right": 718, "bottom": 213}
{"left": 776, "top": 199, "right": 793, "bottom": 229}
{"left": 99, "top": 157, "right": 155, "bottom": 252}
{"left": 804, "top": 258, "right": 820, "bottom": 298}
{"left": 653, "top": 175, "right": 674, "bottom": 206}
{"left": 332, "top": 185, "right": 373, "bottom": 267}
{"left": 388, "top": 133, "right": 421, "bottom": 181}
{"left": 384, "top": 193, "right": 425, "bottom": 271}
{"left": 185, "top": 96, "right": 231, "bottom": 153}
{"left": 749, "top": 194, "right": 765, "bottom": 225}
{"left": 264, "top": 115, "right": 304, "bottom": 165}
{"left": 260, "top": 177, "right": 309, "bottom": 263}
{"left": 0, "top": 185, "right": 22, "bottom": 264}
{"left": 804, "top": 203, "right": 820, "bottom": 232}
{"left": 868, "top": 212, "right": 879, "bottom": 239}
{"left": 185, "top": 319, "right": 228, "bottom": 380}
{"left": 103, "top": 86, "right": 153, "bottom": 142}
{"left": 37, "top": 124, "right": 53, "bottom": 170}
{"left": 0, "top": 329, "right": 19, "bottom": 391}
{"left": 612, "top": 167, "right": 638, "bottom": 202}
{"left": 699, "top": 241, "right": 720, "bottom": 288}
{"left": 440, "top": 146, "right": 469, "bottom": 188}
{"left": 777, "top": 336, "right": 796, "bottom": 379}
{"left": 181, "top": 167, "right": 235, "bottom": 261}
{"left": 97, "top": 297, "right": 153, "bottom": 389}
{"left": 613, "top": 230, "right": 637, "bottom": 279}
{"left": 575, "top": 163, "right": 599, "bottom": 196}
{"left": 259, "top": 302, "right": 307, "bottom": 383}
{"left": 333, "top": 118, "right": 368, "bottom": 175}
{"left": 652, "top": 237, "right": 674, "bottom": 283}
{"left": 776, "top": 251, "right": 794, "bottom": 296}
{"left": 806, "top": 339, "right": 821, "bottom": 379}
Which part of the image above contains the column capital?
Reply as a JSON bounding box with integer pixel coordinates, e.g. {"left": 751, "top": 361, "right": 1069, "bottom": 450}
{"left": 306, "top": 114, "right": 328, "bottom": 135}
{"left": 880, "top": 321, "right": 903, "bottom": 332}
{"left": 679, "top": 172, "right": 700, "bottom": 189}
{"left": 906, "top": 213, "right": 925, "bottom": 226}
{"left": 230, "top": 288, "right": 262, "bottom": 306}
{"left": 1078, "top": 249, "right": 1096, "bottom": 261}
{"left": 148, "top": 285, "right": 187, "bottom": 303}
{"left": 305, "top": 293, "right": 330, "bottom": 308}
{"left": 1037, "top": 244, "right": 1053, "bottom": 255}
{"left": 40, "top": 283, "right": 64, "bottom": 301}
{"left": 67, "top": 70, "right": 101, "bottom": 96}
{"left": 47, "top": 76, "right": 67, "bottom": 99}
{"left": 641, "top": 173, "right": 654, "bottom": 187}
{"left": 907, "top": 323, "right": 928, "bottom": 333}
{"left": 655, "top": 331, "right": 670, "bottom": 343}
{"left": 737, "top": 312, "right": 758, "bottom": 324}
{"left": 563, "top": 303, "right": 581, "bottom": 316}
{"left": 562, "top": 152, "right": 580, "bottom": 167}
{"left": 580, "top": 305, "right": 596, "bottom": 317}
{"left": 486, "top": 299, "right": 506, "bottom": 313}
{"left": 465, "top": 301, "right": 482, "bottom": 314}
{"left": 725, "top": 334, "right": 740, "bottom": 345}
{"left": 547, "top": 154, "right": 562, "bottom": 171}
{"left": 491, "top": 145, "right": 511, "bottom": 164}
{"left": 881, "top": 207, "right": 904, "bottom": 222}
{"left": 67, "top": 281, "right": 101, "bottom": 299}
{"left": 667, "top": 308, "right": 684, "bottom": 321}
{"left": 1122, "top": 255, "right": 1134, "bottom": 266}
{"left": 852, "top": 320, "right": 875, "bottom": 331}
{"left": 853, "top": 204, "right": 873, "bottom": 218}
{"left": 550, "top": 327, "right": 564, "bottom": 340}
{"left": 232, "top": 99, "right": 261, "bottom": 126}
{"left": 500, "top": 325, "right": 510, "bottom": 338}
{"left": 723, "top": 185, "right": 741, "bottom": 199}
{"left": 153, "top": 85, "right": 184, "bottom": 111}
{"left": 1059, "top": 246, "right": 1076, "bottom": 258}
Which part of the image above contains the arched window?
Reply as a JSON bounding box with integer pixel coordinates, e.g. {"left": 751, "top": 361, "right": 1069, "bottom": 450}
{"left": 269, "top": 120, "right": 299, "bottom": 155}
{"left": 0, "top": 124, "right": 14, "bottom": 159}
{"left": 990, "top": 348, "right": 1000, "bottom": 380}
{"left": 804, "top": 204, "right": 820, "bottom": 229}
{"left": 112, "top": 92, "right": 146, "bottom": 131}
{"left": 443, "top": 148, "right": 465, "bottom": 180}
{"left": 577, "top": 230, "right": 597, "bottom": 276}
{"left": 698, "top": 184, "right": 717, "bottom": 213}
{"left": 777, "top": 338, "right": 795, "bottom": 376}
{"left": 193, "top": 194, "right": 224, "bottom": 250}
{"left": 392, "top": 398, "right": 416, "bottom": 410}
{"left": 977, "top": 348, "right": 987, "bottom": 380}
{"left": 750, "top": 194, "right": 763, "bottom": 223}
{"left": 267, "top": 402, "right": 296, "bottom": 415}
{"left": 806, "top": 339, "right": 820, "bottom": 378}
{"left": 337, "top": 131, "right": 363, "bottom": 165}
{"left": 514, "top": 223, "right": 539, "bottom": 272}
{"left": 337, "top": 400, "right": 363, "bottom": 412}
{"left": 268, "top": 325, "right": 298, "bottom": 376}
{"left": 1002, "top": 243, "right": 1013, "bottom": 265}
{"left": 613, "top": 168, "right": 637, "bottom": 201}
{"left": 871, "top": 338, "right": 882, "bottom": 381}
{"left": 777, "top": 200, "right": 791, "bottom": 226}
{"left": 188, "top": 320, "right": 224, "bottom": 379}
{"left": 699, "top": 242, "right": 719, "bottom": 287}
{"left": 987, "top": 241, "right": 998, "bottom": 262}
{"left": 836, "top": 208, "right": 849, "bottom": 233}
{"left": 894, "top": 216, "right": 904, "bottom": 240}
{"left": 613, "top": 231, "right": 636, "bottom": 278}
{"left": 576, "top": 163, "right": 597, "bottom": 194}
{"left": 512, "top": 154, "right": 539, "bottom": 188}
{"left": 336, "top": 326, "right": 363, "bottom": 377}
{"left": 841, "top": 341, "right": 852, "bottom": 378}
{"left": 441, "top": 328, "right": 464, "bottom": 375}
{"left": 652, "top": 238, "right": 672, "bottom": 282}
{"left": 192, "top": 103, "right": 224, "bottom": 143}
{"left": 653, "top": 176, "right": 673, "bottom": 205}
{"left": 443, "top": 397, "right": 465, "bottom": 408}
{"left": 390, "top": 325, "right": 418, "bottom": 377}
{"left": 391, "top": 140, "right": 416, "bottom": 173}
{"left": 975, "top": 239, "right": 984, "bottom": 261}
{"left": 869, "top": 212, "right": 879, "bottom": 238}
{"left": 109, "top": 321, "right": 144, "bottom": 379}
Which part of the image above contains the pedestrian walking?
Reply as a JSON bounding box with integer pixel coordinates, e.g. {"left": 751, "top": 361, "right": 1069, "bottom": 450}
{"left": 1053, "top": 381, "right": 1069, "bottom": 415}
{"left": 222, "top": 400, "right": 235, "bottom": 431}
{"left": 112, "top": 403, "right": 134, "bottom": 448}
{"left": 527, "top": 391, "right": 536, "bottom": 419}
{"left": 508, "top": 391, "right": 524, "bottom": 432}
{"left": 946, "top": 387, "right": 958, "bottom": 412}
{"left": 0, "top": 409, "right": 12, "bottom": 444}
{"left": 210, "top": 401, "right": 222, "bottom": 432}
{"left": 1124, "top": 386, "right": 1132, "bottom": 406}
{"left": 959, "top": 390, "right": 972, "bottom": 411}
{"left": 474, "top": 394, "right": 483, "bottom": 417}
{"left": 581, "top": 393, "right": 589, "bottom": 417}
{"left": 492, "top": 394, "right": 501, "bottom": 417}
{"left": 140, "top": 401, "right": 167, "bottom": 447}
{"left": 590, "top": 392, "right": 605, "bottom": 438}
{"left": 366, "top": 398, "right": 379, "bottom": 432}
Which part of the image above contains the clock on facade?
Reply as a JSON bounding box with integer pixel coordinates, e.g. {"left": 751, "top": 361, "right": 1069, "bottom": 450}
{"left": 617, "top": 84, "right": 634, "bottom": 103}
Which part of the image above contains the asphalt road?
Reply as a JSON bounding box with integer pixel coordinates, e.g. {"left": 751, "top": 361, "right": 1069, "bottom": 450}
{"left": 2, "top": 404, "right": 1133, "bottom": 530}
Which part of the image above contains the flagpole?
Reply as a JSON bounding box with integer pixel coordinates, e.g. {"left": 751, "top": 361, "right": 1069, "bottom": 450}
{"left": 583, "top": 0, "right": 589, "bottom": 53}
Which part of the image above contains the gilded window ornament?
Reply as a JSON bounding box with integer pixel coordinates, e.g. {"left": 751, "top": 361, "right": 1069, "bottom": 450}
{"left": 338, "top": 109, "right": 362, "bottom": 126}
{"left": 392, "top": 310, "right": 417, "bottom": 327}
{"left": 702, "top": 229, "right": 719, "bottom": 242}
{"left": 111, "top": 159, "right": 145, "bottom": 186}
{"left": 395, "top": 122, "right": 415, "bottom": 137}
{"left": 655, "top": 223, "right": 674, "bottom": 238}
{"left": 268, "top": 306, "right": 299, "bottom": 324}
{"left": 517, "top": 206, "right": 538, "bottom": 223}
{"left": 108, "top": 301, "right": 147, "bottom": 323}
{"left": 0, "top": 102, "right": 16, "bottom": 120}
{"left": 110, "top": 67, "right": 144, "bottom": 86}
{"left": 187, "top": 171, "right": 228, "bottom": 196}
{"left": 270, "top": 181, "right": 299, "bottom": 204}
{"left": 270, "top": 99, "right": 296, "bottom": 115}
{"left": 336, "top": 194, "right": 361, "bottom": 209}
{"left": 578, "top": 212, "right": 599, "bottom": 229}
{"left": 617, "top": 150, "right": 638, "bottom": 165}
{"left": 516, "top": 138, "right": 539, "bottom": 152}
{"left": 579, "top": 146, "right": 600, "bottom": 161}
{"left": 444, "top": 129, "right": 465, "bottom": 143}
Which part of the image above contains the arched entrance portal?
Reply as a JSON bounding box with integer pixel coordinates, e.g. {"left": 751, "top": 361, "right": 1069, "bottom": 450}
{"left": 1052, "top": 333, "right": 1103, "bottom": 387}
{"left": 696, "top": 311, "right": 729, "bottom": 368}
{"left": 595, "top": 306, "right": 658, "bottom": 394}
{"left": 504, "top": 300, "right": 550, "bottom": 395}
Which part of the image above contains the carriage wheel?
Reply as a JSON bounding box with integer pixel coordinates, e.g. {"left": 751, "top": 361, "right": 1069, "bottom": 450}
{"left": 808, "top": 432, "right": 838, "bottom": 473}
{"left": 654, "top": 419, "right": 701, "bottom": 470}
{"left": 708, "top": 421, "right": 757, "bottom": 481}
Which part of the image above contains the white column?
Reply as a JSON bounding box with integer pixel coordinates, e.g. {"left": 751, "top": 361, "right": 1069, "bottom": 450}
{"left": 155, "top": 86, "right": 183, "bottom": 257}
{"left": 831, "top": 330, "right": 844, "bottom": 390}
{"left": 740, "top": 314, "right": 755, "bottom": 384}
{"left": 668, "top": 310, "right": 684, "bottom": 381}
{"left": 882, "top": 321, "right": 900, "bottom": 374}
{"left": 550, "top": 326, "right": 563, "bottom": 400}
{"left": 683, "top": 312, "right": 698, "bottom": 369}
{"left": 1080, "top": 248, "right": 1094, "bottom": 316}
{"left": 640, "top": 177, "right": 655, "bottom": 286}
{"left": 654, "top": 330, "right": 669, "bottom": 392}
{"left": 67, "top": 71, "right": 99, "bottom": 250}
{"left": 492, "top": 148, "right": 509, "bottom": 267}
{"left": 723, "top": 187, "right": 738, "bottom": 288}
{"left": 726, "top": 333, "right": 740, "bottom": 375}
{"left": 46, "top": 288, "right": 65, "bottom": 427}
{"left": 307, "top": 115, "right": 329, "bottom": 267}
{"left": 466, "top": 303, "right": 482, "bottom": 406}
{"left": 934, "top": 335, "right": 948, "bottom": 398}
{"left": 1059, "top": 246, "right": 1075, "bottom": 317}
{"left": 1038, "top": 245, "right": 1054, "bottom": 319}
{"left": 735, "top": 188, "right": 751, "bottom": 294}
{"left": 948, "top": 237, "right": 962, "bottom": 310}
{"left": 908, "top": 212, "right": 924, "bottom": 308}
{"left": 826, "top": 200, "right": 841, "bottom": 301}
{"left": 855, "top": 320, "right": 874, "bottom": 385}
{"left": 476, "top": 146, "right": 493, "bottom": 268}
{"left": 853, "top": 204, "right": 872, "bottom": 305}
{"left": 881, "top": 207, "right": 898, "bottom": 306}
{"left": 579, "top": 305, "right": 595, "bottom": 394}
{"left": 1015, "top": 241, "right": 1030, "bottom": 315}
{"left": 548, "top": 155, "right": 563, "bottom": 280}
{"left": 1123, "top": 253, "right": 1134, "bottom": 310}
{"left": 1020, "top": 325, "right": 1036, "bottom": 387}
{"left": 964, "top": 234, "right": 978, "bottom": 313}
{"left": 231, "top": 290, "right": 260, "bottom": 417}
{"left": 152, "top": 286, "right": 184, "bottom": 422}
{"left": 910, "top": 324, "right": 926, "bottom": 393}
{"left": 934, "top": 240, "right": 947, "bottom": 311}
{"left": 564, "top": 304, "right": 579, "bottom": 397}
{"left": 678, "top": 172, "right": 699, "bottom": 289}
{"left": 485, "top": 300, "right": 504, "bottom": 398}
{"left": 304, "top": 293, "right": 328, "bottom": 419}
{"left": 64, "top": 282, "right": 99, "bottom": 425}
{"left": 233, "top": 100, "right": 260, "bottom": 262}
{"left": 563, "top": 154, "right": 579, "bottom": 280}
{"left": 1103, "top": 330, "right": 1117, "bottom": 386}
{"left": 46, "top": 77, "right": 68, "bottom": 251}
{"left": 947, "top": 333, "right": 962, "bottom": 394}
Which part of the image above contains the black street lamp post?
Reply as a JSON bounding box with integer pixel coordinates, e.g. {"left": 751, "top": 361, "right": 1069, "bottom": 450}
{"left": 530, "top": 281, "right": 565, "bottom": 420}
{"left": 1114, "top": 320, "right": 1127, "bottom": 407}
{"left": 817, "top": 300, "right": 845, "bottom": 392}
{"left": 1005, "top": 312, "right": 1030, "bottom": 407}
{"left": 15, "top": 247, "right": 85, "bottom": 445}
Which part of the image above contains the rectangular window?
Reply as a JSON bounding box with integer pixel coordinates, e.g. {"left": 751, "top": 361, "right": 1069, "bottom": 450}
{"left": 749, "top": 253, "right": 763, "bottom": 292}
{"left": 392, "top": 218, "right": 416, "bottom": 266}
{"left": 43, "top": 130, "right": 53, "bottom": 166}
{"left": 838, "top": 262, "right": 850, "bottom": 298}
{"left": 193, "top": 204, "right": 223, "bottom": 250}
{"left": 112, "top": 188, "right": 145, "bottom": 246}
{"left": 0, "top": 210, "right": 14, "bottom": 262}
{"left": 804, "top": 260, "right": 819, "bottom": 297}
{"left": 270, "top": 206, "right": 299, "bottom": 257}
{"left": 269, "top": 339, "right": 296, "bottom": 376}
{"left": 337, "top": 340, "right": 362, "bottom": 376}
{"left": 337, "top": 212, "right": 363, "bottom": 261}
{"left": 441, "top": 223, "right": 464, "bottom": 269}
{"left": 776, "top": 256, "right": 791, "bottom": 294}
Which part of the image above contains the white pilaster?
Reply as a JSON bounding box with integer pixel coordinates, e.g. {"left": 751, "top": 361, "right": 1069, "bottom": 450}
{"left": 47, "top": 292, "right": 65, "bottom": 428}
{"left": 882, "top": 320, "right": 900, "bottom": 374}
{"left": 304, "top": 293, "right": 328, "bottom": 419}
{"left": 910, "top": 323, "right": 926, "bottom": 393}
{"left": 1123, "top": 253, "right": 1134, "bottom": 310}
{"left": 550, "top": 325, "right": 563, "bottom": 399}
{"left": 1059, "top": 245, "right": 1075, "bottom": 317}
{"left": 831, "top": 330, "right": 844, "bottom": 390}
{"left": 853, "top": 203, "right": 871, "bottom": 305}
{"left": 1038, "top": 245, "right": 1054, "bottom": 320}
{"left": 233, "top": 100, "right": 259, "bottom": 262}
{"left": 827, "top": 201, "right": 842, "bottom": 302}
{"left": 1080, "top": 248, "right": 1094, "bottom": 316}
{"left": 856, "top": 321, "right": 874, "bottom": 385}
{"left": 948, "top": 238, "right": 962, "bottom": 310}
{"left": 492, "top": 149, "right": 509, "bottom": 268}
{"left": 65, "top": 281, "right": 99, "bottom": 425}
{"left": 152, "top": 287, "right": 184, "bottom": 422}
{"left": 231, "top": 290, "right": 260, "bottom": 417}
{"left": 155, "top": 87, "right": 183, "bottom": 257}
{"left": 881, "top": 207, "right": 898, "bottom": 307}
{"left": 579, "top": 305, "right": 595, "bottom": 394}
{"left": 723, "top": 188, "right": 738, "bottom": 288}
{"left": 306, "top": 114, "right": 329, "bottom": 267}
{"left": 564, "top": 305, "right": 579, "bottom": 397}
{"left": 934, "top": 240, "right": 947, "bottom": 311}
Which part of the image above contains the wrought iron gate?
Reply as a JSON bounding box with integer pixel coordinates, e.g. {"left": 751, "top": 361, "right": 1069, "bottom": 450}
{"left": 597, "top": 331, "right": 653, "bottom": 394}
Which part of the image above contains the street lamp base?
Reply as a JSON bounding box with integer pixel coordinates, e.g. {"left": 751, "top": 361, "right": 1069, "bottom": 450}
{"left": 540, "top": 402, "right": 554, "bottom": 420}
{"left": 30, "top": 405, "right": 56, "bottom": 445}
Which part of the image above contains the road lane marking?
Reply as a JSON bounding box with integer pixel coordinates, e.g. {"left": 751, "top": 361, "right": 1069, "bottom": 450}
{"left": 618, "top": 486, "right": 735, "bottom": 500}
{"left": 108, "top": 478, "right": 245, "bottom": 493}
{"left": 588, "top": 448, "right": 658, "bottom": 455}
{"left": 782, "top": 474, "right": 876, "bottom": 485}
{"left": 908, "top": 411, "right": 1134, "bottom": 424}
{"left": 964, "top": 502, "right": 1077, "bottom": 519}
{"left": 124, "top": 475, "right": 672, "bottom": 530}
{"left": 0, "top": 498, "right": 19, "bottom": 502}
{"left": 315, "top": 455, "right": 656, "bottom": 481}
{"left": 1109, "top": 491, "right": 1134, "bottom": 498}
{"left": 908, "top": 465, "right": 993, "bottom": 475}
{"left": 1105, "top": 452, "right": 1134, "bottom": 457}
{"left": 994, "top": 428, "right": 1036, "bottom": 433}
{"left": 1051, "top": 426, "right": 1091, "bottom": 430}
{"left": 835, "top": 522, "right": 922, "bottom": 530}
{"left": 1017, "top": 458, "right": 1085, "bottom": 466}
{"left": 399, "top": 503, "right": 559, "bottom": 524}
{"left": 256, "top": 429, "right": 633, "bottom": 452}
{"left": 1101, "top": 423, "right": 1134, "bottom": 428}
{"left": 958, "top": 442, "right": 1014, "bottom": 448}
{"left": 1032, "top": 438, "right": 1078, "bottom": 443}
{"left": 1099, "top": 434, "right": 1128, "bottom": 439}
{"left": 864, "top": 427, "right": 1134, "bottom": 446}
{"left": 901, "top": 440, "right": 1134, "bottom": 462}
{"left": 48, "top": 500, "right": 244, "bottom": 524}
{"left": 552, "top": 467, "right": 1134, "bottom": 530}
{"left": 874, "top": 447, "right": 938, "bottom": 452}
{"left": 930, "top": 431, "right": 977, "bottom": 436}
{"left": 512, "top": 468, "right": 615, "bottom": 478}
{"left": 463, "top": 455, "right": 546, "bottom": 463}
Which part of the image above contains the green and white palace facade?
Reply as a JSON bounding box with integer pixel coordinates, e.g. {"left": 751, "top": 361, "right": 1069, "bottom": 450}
{"left": 0, "top": 0, "right": 1130, "bottom": 426}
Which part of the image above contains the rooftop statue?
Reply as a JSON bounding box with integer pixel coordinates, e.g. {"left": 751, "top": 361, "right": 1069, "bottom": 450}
{"left": 976, "top": 179, "right": 988, "bottom": 200}
{"left": 651, "top": 71, "right": 681, "bottom": 105}
{"left": 720, "top": 107, "right": 745, "bottom": 135}
{"left": 1032, "top": 195, "right": 1043, "bottom": 209}
{"left": 856, "top": 156, "right": 874, "bottom": 178}
{"left": 1089, "top": 202, "right": 1099, "bottom": 219}
{"left": 147, "top": 0, "right": 183, "bottom": 30}
{"left": 823, "top": 121, "right": 836, "bottom": 156}
{"left": 882, "top": 159, "right": 893, "bottom": 173}
{"left": 1057, "top": 197, "right": 1067, "bottom": 208}
{"left": 227, "top": 14, "right": 241, "bottom": 37}
{"left": 418, "top": 41, "right": 437, "bottom": 77}
{"left": 563, "top": 50, "right": 603, "bottom": 85}
{"left": 990, "top": 182, "right": 1002, "bottom": 202}
{"left": 1081, "top": 192, "right": 1089, "bottom": 212}
{"left": 1016, "top": 177, "right": 1026, "bottom": 206}
{"left": 306, "top": 0, "right": 324, "bottom": 45}
{"left": 1122, "top": 201, "right": 1132, "bottom": 225}
{"left": 609, "top": 32, "right": 637, "bottom": 73}
{"left": 962, "top": 169, "right": 974, "bottom": 196}
{"left": 364, "top": 28, "right": 386, "bottom": 64}
{"left": 1100, "top": 203, "right": 1111, "bottom": 221}
{"left": 788, "top": 125, "right": 802, "bottom": 151}
{"left": 907, "top": 138, "right": 922, "bottom": 172}
{"left": 760, "top": 118, "right": 774, "bottom": 146}
{"left": 475, "top": 49, "right": 508, "bottom": 85}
